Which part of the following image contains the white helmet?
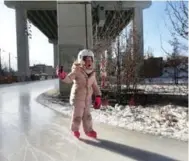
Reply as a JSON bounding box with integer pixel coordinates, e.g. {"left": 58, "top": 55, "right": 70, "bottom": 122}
{"left": 77, "top": 49, "right": 94, "bottom": 63}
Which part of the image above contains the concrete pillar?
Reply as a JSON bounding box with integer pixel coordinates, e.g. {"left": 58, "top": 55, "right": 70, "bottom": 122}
{"left": 57, "top": 2, "right": 93, "bottom": 94}
{"left": 133, "top": 7, "right": 144, "bottom": 56}
{"left": 48, "top": 39, "right": 58, "bottom": 76}
{"left": 53, "top": 43, "right": 58, "bottom": 68}
{"left": 133, "top": 7, "right": 144, "bottom": 78}
{"left": 15, "top": 7, "right": 30, "bottom": 81}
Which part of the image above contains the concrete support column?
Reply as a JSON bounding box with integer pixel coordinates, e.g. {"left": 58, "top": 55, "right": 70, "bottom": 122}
{"left": 15, "top": 7, "right": 30, "bottom": 81}
{"left": 133, "top": 7, "right": 144, "bottom": 56}
{"left": 57, "top": 2, "right": 93, "bottom": 49}
{"left": 57, "top": 2, "right": 93, "bottom": 94}
{"left": 53, "top": 43, "right": 58, "bottom": 68}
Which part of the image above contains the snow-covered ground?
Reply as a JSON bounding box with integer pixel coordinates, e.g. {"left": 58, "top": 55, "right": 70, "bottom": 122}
{"left": 37, "top": 89, "right": 188, "bottom": 142}
{"left": 137, "top": 84, "right": 188, "bottom": 95}
{"left": 144, "top": 78, "right": 188, "bottom": 84}
{"left": 109, "top": 84, "right": 188, "bottom": 96}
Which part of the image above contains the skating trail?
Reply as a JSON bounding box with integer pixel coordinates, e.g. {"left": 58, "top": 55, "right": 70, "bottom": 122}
{"left": 0, "top": 80, "right": 187, "bottom": 161}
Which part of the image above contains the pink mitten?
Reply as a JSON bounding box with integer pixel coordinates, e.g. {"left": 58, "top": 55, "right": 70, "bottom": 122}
{"left": 93, "top": 96, "right": 101, "bottom": 109}
{"left": 56, "top": 66, "right": 67, "bottom": 80}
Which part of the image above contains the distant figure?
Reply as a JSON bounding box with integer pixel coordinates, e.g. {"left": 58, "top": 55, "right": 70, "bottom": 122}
{"left": 56, "top": 49, "right": 101, "bottom": 139}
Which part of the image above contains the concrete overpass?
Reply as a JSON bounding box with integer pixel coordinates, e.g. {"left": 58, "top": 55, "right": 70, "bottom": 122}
{"left": 4, "top": 1, "right": 151, "bottom": 83}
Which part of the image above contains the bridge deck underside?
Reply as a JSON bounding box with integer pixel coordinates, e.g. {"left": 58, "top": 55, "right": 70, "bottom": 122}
{"left": 27, "top": 9, "right": 133, "bottom": 46}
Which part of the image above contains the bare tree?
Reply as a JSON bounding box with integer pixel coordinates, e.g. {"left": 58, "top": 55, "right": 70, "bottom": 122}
{"left": 166, "top": 37, "right": 188, "bottom": 84}
{"left": 144, "top": 47, "right": 154, "bottom": 59}
{"left": 122, "top": 28, "right": 144, "bottom": 93}
{"left": 161, "top": 1, "right": 188, "bottom": 85}
{"left": 92, "top": 5, "right": 145, "bottom": 104}
{"left": 165, "top": 0, "right": 188, "bottom": 40}
{"left": 26, "top": 20, "right": 32, "bottom": 39}
{"left": 91, "top": 3, "right": 187, "bottom": 106}
{"left": 167, "top": 37, "right": 180, "bottom": 85}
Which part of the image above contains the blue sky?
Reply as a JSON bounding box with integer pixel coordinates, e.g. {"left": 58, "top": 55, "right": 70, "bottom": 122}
{"left": 143, "top": 1, "right": 171, "bottom": 54}
{"left": 0, "top": 1, "right": 187, "bottom": 70}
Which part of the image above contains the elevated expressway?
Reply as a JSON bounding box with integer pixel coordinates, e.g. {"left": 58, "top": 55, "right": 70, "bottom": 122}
{"left": 4, "top": 1, "right": 151, "bottom": 84}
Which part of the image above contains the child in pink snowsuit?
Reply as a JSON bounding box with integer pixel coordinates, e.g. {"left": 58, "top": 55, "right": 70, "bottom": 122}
{"left": 56, "top": 49, "right": 102, "bottom": 138}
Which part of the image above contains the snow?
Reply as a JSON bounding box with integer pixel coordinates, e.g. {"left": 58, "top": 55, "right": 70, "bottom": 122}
{"left": 144, "top": 78, "right": 188, "bottom": 85}
{"left": 120, "top": 84, "right": 188, "bottom": 96}
{"left": 109, "top": 83, "right": 188, "bottom": 95}
{"left": 137, "top": 84, "right": 188, "bottom": 95}
{"left": 37, "top": 91, "right": 188, "bottom": 142}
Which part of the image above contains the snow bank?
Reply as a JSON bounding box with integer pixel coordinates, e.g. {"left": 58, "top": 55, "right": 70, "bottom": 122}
{"left": 120, "top": 84, "right": 188, "bottom": 95}
{"left": 137, "top": 84, "right": 188, "bottom": 95}
{"left": 92, "top": 104, "right": 188, "bottom": 141}
{"left": 37, "top": 92, "right": 188, "bottom": 142}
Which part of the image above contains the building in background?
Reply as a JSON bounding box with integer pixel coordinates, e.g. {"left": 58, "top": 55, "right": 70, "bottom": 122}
{"left": 30, "top": 64, "right": 55, "bottom": 77}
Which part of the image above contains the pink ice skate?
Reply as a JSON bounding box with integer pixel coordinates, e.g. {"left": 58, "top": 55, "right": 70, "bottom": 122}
{"left": 73, "top": 131, "right": 80, "bottom": 138}
{"left": 85, "top": 130, "right": 97, "bottom": 138}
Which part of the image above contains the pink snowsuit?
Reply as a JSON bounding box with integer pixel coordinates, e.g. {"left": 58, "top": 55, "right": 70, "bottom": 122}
{"left": 61, "top": 62, "right": 101, "bottom": 132}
